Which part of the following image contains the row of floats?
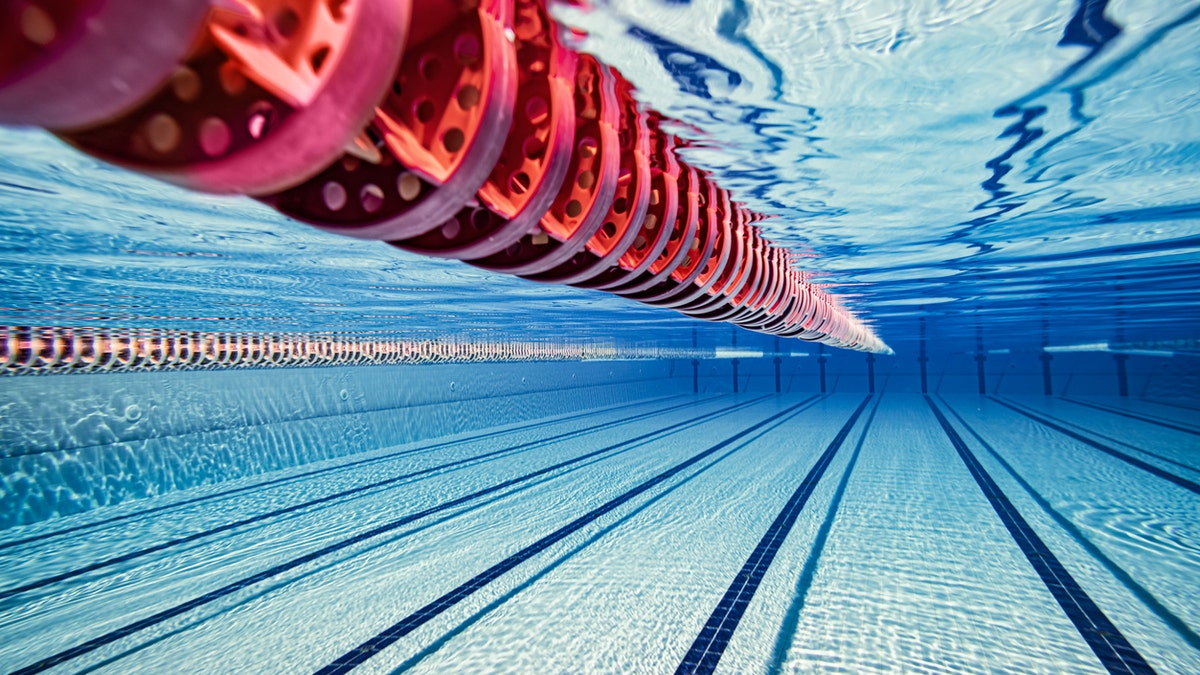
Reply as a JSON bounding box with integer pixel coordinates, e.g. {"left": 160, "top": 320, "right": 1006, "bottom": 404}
{"left": 0, "top": 0, "right": 891, "bottom": 353}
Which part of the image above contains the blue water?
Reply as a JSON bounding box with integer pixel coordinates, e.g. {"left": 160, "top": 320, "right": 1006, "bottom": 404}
{"left": 1, "top": 0, "right": 1198, "bottom": 673}
{"left": 2, "top": 1, "right": 1198, "bottom": 349}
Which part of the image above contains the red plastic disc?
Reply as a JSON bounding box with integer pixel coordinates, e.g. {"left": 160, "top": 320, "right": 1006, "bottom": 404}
{"left": 575, "top": 120, "right": 680, "bottom": 290}
{"left": 598, "top": 146, "right": 694, "bottom": 294}
{"left": 63, "top": 0, "right": 410, "bottom": 196}
{"left": 469, "top": 54, "right": 620, "bottom": 276}
{"left": 630, "top": 173, "right": 725, "bottom": 306}
{"left": 263, "top": 0, "right": 512, "bottom": 227}
{"left": 394, "top": 0, "right": 578, "bottom": 260}
{"left": 522, "top": 74, "right": 651, "bottom": 284}
{"left": 0, "top": 0, "right": 211, "bottom": 129}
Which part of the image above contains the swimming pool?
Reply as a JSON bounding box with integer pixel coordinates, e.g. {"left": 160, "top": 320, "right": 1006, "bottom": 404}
{"left": 1, "top": 0, "right": 1197, "bottom": 673}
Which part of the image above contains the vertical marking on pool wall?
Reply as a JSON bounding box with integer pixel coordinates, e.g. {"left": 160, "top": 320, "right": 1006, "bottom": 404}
{"left": 918, "top": 316, "right": 929, "bottom": 394}
{"left": 817, "top": 346, "right": 827, "bottom": 393}
{"left": 1114, "top": 353, "right": 1130, "bottom": 397}
{"left": 1040, "top": 351, "right": 1054, "bottom": 395}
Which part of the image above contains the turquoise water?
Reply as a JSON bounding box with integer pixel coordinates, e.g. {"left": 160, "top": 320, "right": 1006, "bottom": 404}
{"left": 1, "top": 0, "right": 1198, "bottom": 673}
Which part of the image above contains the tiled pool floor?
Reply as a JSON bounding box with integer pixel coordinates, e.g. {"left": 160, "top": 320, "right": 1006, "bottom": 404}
{"left": 1, "top": 393, "right": 1196, "bottom": 674}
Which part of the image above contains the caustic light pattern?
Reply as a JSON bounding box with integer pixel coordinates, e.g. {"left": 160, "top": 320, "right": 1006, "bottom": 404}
{"left": 0, "top": 0, "right": 890, "bottom": 354}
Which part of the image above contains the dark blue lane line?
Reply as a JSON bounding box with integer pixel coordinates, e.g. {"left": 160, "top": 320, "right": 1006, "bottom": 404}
{"left": 675, "top": 396, "right": 872, "bottom": 675}
{"left": 0, "top": 395, "right": 716, "bottom": 602}
{"left": 389, "top": 397, "right": 833, "bottom": 675}
{"left": 990, "top": 397, "right": 1200, "bottom": 495}
{"left": 939, "top": 397, "right": 1200, "bottom": 653}
{"left": 0, "top": 393, "right": 690, "bottom": 552}
{"left": 314, "top": 398, "right": 822, "bottom": 675}
{"left": 9, "top": 395, "right": 781, "bottom": 675}
{"left": 997, "top": 398, "right": 1200, "bottom": 477}
{"left": 766, "top": 396, "right": 881, "bottom": 675}
{"left": 927, "top": 396, "right": 1157, "bottom": 675}
{"left": 1058, "top": 397, "right": 1200, "bottom": 436}
{"left": 74, "top": 430, "right": 686, "bottom": 675}
{"left": 1143, "top": 398, "right": 1200, "bottom": 414}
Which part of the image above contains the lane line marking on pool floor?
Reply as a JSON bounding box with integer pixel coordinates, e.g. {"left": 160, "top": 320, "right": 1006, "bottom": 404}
{"left": 928, "top": 396, "right": 1156, "bottom": 675}
{"left": 989, "top": 397, "right": 1200, "bottom": 495}
{"left": 939, "top": 397, "right": 1200, "bottom": 654}
{"left": 390, "top": 397, "right": 837, "bottom": 674}
{"left": 993, "top": 397, "right": 1200, "bottom": 477}
{"left": 765, "top": 395, "right": 882, "bottom": 674}
{"left": 9, "top": 395, "right": 786, "bottom": 675}
{"left": 1057, "top": 396, "right": 1200, "bottom": 436}
{"left": 0, "top": 394, "right": 723, "bottom": 601}
{"left": 675, "top": 395, "right": 873, "bottom": 675}
{"left": 0, "top": 393, "right": 694, "bottom": 552}
{"left": 314, "top": 397, "right": 829, "bottom": 675}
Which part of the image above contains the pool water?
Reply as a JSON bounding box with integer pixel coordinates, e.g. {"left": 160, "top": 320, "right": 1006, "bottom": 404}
{"left": 1, "top": 390, "right": 1196, "bottom": 673}
{"left": 1, "top": 0, "right": 1198, "bottom": 673}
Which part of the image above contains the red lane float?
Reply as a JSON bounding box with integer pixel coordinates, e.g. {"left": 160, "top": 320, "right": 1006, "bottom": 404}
{"left": 0, "top": 0, "right": 891, "bottom": 354}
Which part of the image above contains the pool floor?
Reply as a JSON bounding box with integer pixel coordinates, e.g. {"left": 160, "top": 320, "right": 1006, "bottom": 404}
{"left": 1, "top": 393, "right": 1197, "bottom": 674}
